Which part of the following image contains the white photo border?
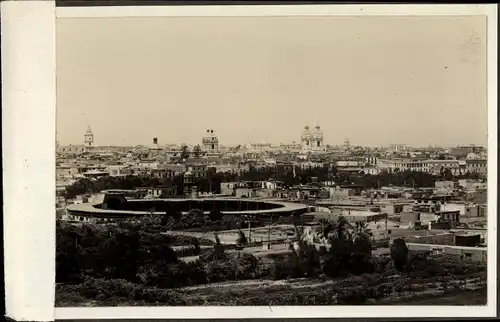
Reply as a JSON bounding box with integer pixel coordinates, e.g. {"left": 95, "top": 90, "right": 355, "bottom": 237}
{"left": 2, "top": 2, "right": 497, "bottom": 320}
{"left": 2, "top": 1, "right": 56, "bottom": 321}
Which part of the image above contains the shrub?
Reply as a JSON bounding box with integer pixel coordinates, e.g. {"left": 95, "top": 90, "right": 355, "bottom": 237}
{"left": 204, "top": 260, "right": 236, "bottom": 283}
{"left": 390, "top": 238, "right": 409, "bottom": 272}
{"left": 269, "top": 257, "right": 293, "bottom": 280}
{"left": 337, "top": 286, "right": 369, "bottom": 304}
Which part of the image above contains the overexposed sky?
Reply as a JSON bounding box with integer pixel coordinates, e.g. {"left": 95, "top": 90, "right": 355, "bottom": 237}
{"left": 56, "top": 16, "right": 487, "bottom": 147}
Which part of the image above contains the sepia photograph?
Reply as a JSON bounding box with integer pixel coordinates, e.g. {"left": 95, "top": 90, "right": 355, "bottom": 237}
{"left": 48, "top": 3, "right": 496, "bottom": 316}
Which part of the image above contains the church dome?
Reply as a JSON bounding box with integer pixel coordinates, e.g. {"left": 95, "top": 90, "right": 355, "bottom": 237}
{"left": 202, "top": 129, "right": 218, "bottom": 144}
{"left": 301, "top": 125, "right": 312, "bottom": 140}
{"left": 312, "top": 124, "right": 323, "bottom": 138}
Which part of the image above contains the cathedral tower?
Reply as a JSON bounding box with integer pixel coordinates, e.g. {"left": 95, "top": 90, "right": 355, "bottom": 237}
{"left": 84, "top": 126, "right": 94, "bottom": 146}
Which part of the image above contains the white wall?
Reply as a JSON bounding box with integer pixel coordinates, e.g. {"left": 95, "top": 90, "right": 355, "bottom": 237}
{"left": 441, "top": 203, "right": 466, "bottom": 215}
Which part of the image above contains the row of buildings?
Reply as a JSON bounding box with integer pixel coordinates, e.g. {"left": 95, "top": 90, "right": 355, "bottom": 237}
{"left": 58, "top": 126, "right": 486, "bottom": 159}
{"left": 339, "top": 158, "right": 487, "bottom": 176}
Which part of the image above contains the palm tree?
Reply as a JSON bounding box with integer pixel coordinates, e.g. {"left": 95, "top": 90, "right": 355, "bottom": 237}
{"left": 290, "top": 225, "right": 321, "bottom": 277}
{"left": 351, "top": 221, "right": 373, "bottom": 243}
{"left": 212, "top": 232, "right": 225, "bottom": 260}
{"left": 317, "top": 218, "right": 335, "bottom": 242}
{"left": 351, "top": 221, "right": 374, "bottom": 263}
{"left": 236, "top": 229, "right": 248, "bottom": 246}
{"left": 332, "top": 215, "right": 352, "bottom": 242}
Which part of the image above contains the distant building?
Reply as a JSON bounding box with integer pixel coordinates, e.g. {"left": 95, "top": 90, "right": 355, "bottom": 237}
{"left": 184, "top": 159, "right": 208, "bottom": 178}
{"left": 362, "top": 166, "right": 380, "bottom": 175}
{"left": 107, "top": 165, "right": 134, "bottom": 177}
{"left": 400, "top": 211, "right": 420, "bottom": 224}
{"left": 301, "top": 125, "right": 326, "bottom": 154}
{"left": 454, "top": 233, "right": 482, "bottom": 247}
{"left": 202, "top": 129, "right": 220, "bottom": 157}
{"left": 279, "top": 142, "right": 302, "bottom": 153}
{"left": 57, "top": 145, "right": 89, "bottom": 154}
{"left": 435, "top": 210, "right": 460, "bottom": 224}
{"left": 151, "top": 163, "right": 185, "bottom": 179}
{"left": 435, "top": 180, "right": 458, "bottom": 191}
{"left": 84, "top": 126, "right": 94, "bottom": 146}
{"left": 390, "top": 144, "right": 407, "bottom": 152}
{"left": 247, "top": 142, "right": 273, "bottom": 153}
{"left": 365, "top": 156, "right": 378, "bottom": 165}
{"left": 458, "top": 179, "right": 482, "bottom": 190}
{"left": 465, "top": 159, "right": 487, "bottom": 176}
{"left": 450, "top": 145, "right": 485, "bottom": 158}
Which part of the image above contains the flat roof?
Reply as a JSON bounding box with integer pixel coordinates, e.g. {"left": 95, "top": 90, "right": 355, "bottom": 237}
{"left": 406, "top": 243, "right": 487, "bottom": 252}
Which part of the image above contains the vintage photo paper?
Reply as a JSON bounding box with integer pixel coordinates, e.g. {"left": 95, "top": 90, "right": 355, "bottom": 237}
{"left": 2, "top": 2, "right": 498, "bottom": 321}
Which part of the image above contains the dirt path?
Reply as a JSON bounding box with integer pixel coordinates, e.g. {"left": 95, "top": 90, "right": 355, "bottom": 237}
{"left": 174, "top": 273, "right": 486, "bottom": 305}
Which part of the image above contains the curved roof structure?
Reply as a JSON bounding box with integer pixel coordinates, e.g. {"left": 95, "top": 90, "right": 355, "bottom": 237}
{"left": 312, "top": 124, "right": 323, "bottom": 138}
{"left": 301, "top": 125, "right": 312, "bottom": 140}
{"left": 66, "top": 197, "right": 309, "bottom": 219}
{"left": 202, "top": 129, "right": 219, "bottom": 144}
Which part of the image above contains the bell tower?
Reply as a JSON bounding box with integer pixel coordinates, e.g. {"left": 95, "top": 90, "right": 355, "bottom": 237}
{"left": 84, "top": 126, "right": 94, "bottom": 146}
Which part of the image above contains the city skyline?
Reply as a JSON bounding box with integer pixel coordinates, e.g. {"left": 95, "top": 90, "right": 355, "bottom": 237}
{"left": 56, "top": 125, "right": 485, "bottom": 150}
{"left": 57, "top": 16, "right": 487, "bottom": 147}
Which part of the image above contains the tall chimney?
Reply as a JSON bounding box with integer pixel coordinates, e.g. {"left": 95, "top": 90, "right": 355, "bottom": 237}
{"left": 153, "top": 137, "right": 158, "bottom": 145}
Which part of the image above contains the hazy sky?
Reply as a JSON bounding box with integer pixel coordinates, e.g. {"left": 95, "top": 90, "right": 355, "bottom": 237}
{"left": 56, "top": 16, "right": 487, "bottom": 147}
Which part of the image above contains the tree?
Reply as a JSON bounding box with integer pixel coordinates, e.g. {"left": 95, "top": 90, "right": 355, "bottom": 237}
{"left": 351, "top": 221, "right": 372, "bottom": 243}
{"left": 290, "top": 227, "right": 321, "bottom": 278}
{"left": 320, "top": 216, "right": 354, "bottom": 277}
{"left": 236, "top": 229, "right": 248, "bottom": 246}
{"left": 443, "top": 168, "right": 454, "bottom": 181}
{"left": 63, "top": 175, "right": 167, "bottom": 199}
{"left": 192, "top": 237, "right": 201, "bottom": 255}
{"left": 390, "top": 238, "right": 409, "bottom": 272}
{"left": 317, "top": 218, "right": 336, "bottom": 241}
{"left": 56, "top": 221, "right": 83, "bottom": 283}
{"left": 434, "top": 201, "right": 442, "bottom": 212}
{"left": 234, "top": 253, "right": 259, "bottom": 280}
{"left": 351, "top": 221, "right": 373, "bottom": 274}
{"left": 193, "top": 145, "right": 202, "bottom": 158}
{"left": 333, "top": 215, "right": 352, "bottom": 242}
{"left": 200, "top": 232, "right": 226, "bottom": 262}
{"left": 180, "top": 144, "right": 190, "bottom": 160}
{"left": 161, "top": 214, "right": 176, "bottom": 228}
{"left": 187, "top": 209, "right": 205, "bottom": 227}
{"left": 136, "top": 214, "right": 163, "bottom": 232}
{"left": 209, "top": 208, "right": 223, "bottom": 221}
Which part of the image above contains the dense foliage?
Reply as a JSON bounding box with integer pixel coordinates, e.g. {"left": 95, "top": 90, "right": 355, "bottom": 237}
{"left": 64, "top": 172, "right": 238, "bottom": 200}
{"left": 64, "top": 175, "right": 165, "bottom": 199}
{"left": 390, "top": 238, "right": 409, "bottom": 272}
{"left": 56, "top": 216, "right": 486, "bottom": 306}
{"left": 63, "top": 165, "right": 476, "bottom": 201}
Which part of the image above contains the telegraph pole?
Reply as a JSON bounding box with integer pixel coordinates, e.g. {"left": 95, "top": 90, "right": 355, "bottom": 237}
{"left": 267, "top": 215, "right": 273, "bottom": 250}
{"left": 247, "top": 220, "right": 252, "bottom": 242}
{"left": 268, "top": 219, "right": 271, "bottom": 249}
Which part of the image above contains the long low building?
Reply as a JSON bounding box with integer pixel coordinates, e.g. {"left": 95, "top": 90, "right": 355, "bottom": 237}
{"left": 406, "top": 243, "right": 487, "bottom": 263}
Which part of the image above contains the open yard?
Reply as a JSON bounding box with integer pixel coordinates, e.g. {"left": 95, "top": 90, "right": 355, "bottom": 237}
{"left": 165, "top": 224, "right": 296, "bottom": 244}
